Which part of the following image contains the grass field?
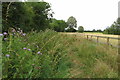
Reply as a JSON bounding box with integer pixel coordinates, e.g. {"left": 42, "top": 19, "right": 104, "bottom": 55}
{"left": 63, "top": 32, "right": 119, "bottom": 48}
{"left": 2, "top": 30, "right": 118, "bottom": 78}
{"left": 65, "top": 34, "right": 118, "bottom": 78}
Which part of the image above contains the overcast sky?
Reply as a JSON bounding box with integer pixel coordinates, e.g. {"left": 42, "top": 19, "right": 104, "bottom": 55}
{"left": 43, "top": 0, "right": 119, "bottom": 30}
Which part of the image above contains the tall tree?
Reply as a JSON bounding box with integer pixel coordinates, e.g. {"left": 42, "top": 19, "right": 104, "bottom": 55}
{"left": 2, "top": 2, "right": 53, "bottom": 32}
{"left": 67, "top": 16, "right": 77, "bottom": 29}
{"left": 31, "top": 2, "right": 52, "bottom": 31}
{"left": 49, "top": 19, "right": 67, "bottom": 32}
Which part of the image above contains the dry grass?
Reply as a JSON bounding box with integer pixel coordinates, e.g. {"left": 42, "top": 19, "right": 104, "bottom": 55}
{"left": 62, "top": 32, "right": 119, "bottom": 47}
{"left": 92, "top": 59, "right": 118, "bottom": 78}
{"left": 62, "top": 33, "right": 118, "bottom": 78}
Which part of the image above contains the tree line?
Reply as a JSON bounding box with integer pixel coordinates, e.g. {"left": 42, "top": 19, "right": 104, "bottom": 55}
{"left": 103, "top": 18, "right": 120, "bottom": 35}
{"left": 2, "top": 2, "right": 53, "bottom": 32}
{"left": 2, "top": 2, "right": 84, "bottom": 33}
{"left": 2, "top": 2, "right": 120, "bottom": 35}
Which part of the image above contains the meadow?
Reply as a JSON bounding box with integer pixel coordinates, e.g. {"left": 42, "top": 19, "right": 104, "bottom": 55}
{"left": 2, "top": 29, "right": 118, "bottom": 78}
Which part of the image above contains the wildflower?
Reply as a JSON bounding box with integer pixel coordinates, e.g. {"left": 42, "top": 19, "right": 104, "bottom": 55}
{"left": 23, "top": 48, "right": 27, "bottom": 50}
{"left": 28, "top": 49, "right": 31, "bottom": 51}
{"left": 4, "top": 38, "right": 7, "bottom": 41}
{"left": 6, "top": 54, "right": 10, "bottom": 57}
{"left": 22, "top": 33, "right": 26, "bottom": 36}
{"left": 3, "top": 32, "right": 7, "bottom": 35}
{"left": 12, "top": 29, "right": 16, "bottom": 32}
{"left": 37, "top": 51, "right": 42, "bottom": 55}
{"left": 0, "top": 34, "right": 3, "bottom": 36}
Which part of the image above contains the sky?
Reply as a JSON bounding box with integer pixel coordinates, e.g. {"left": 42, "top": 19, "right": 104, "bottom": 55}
{"left": 43, "top": 0, "right": 120, "bottom": 30}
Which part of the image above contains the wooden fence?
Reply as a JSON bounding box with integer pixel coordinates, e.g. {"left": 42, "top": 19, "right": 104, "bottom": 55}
{"left": 79, "top": 34, "right": 120, "bottom": 48}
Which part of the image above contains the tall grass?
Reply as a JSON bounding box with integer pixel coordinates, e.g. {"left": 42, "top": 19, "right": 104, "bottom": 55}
{"left": 66, "top": 34, "right": 118, "bottom": 78}
{"left": 2, "top": 29, "right": 72, "bottom": 78}
{"left": 2, "top": 29, "right": 118, "bottom": 78}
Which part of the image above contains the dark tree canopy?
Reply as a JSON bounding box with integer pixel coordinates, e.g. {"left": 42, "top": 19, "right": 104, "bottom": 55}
{"left": 2, "top": 2, "right": 53, "bottom": 32}
{"left": 49, "top": 19, "right": 67, "bottom": 32}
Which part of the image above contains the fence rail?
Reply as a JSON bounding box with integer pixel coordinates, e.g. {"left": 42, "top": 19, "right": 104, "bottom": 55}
{"left": 78, "top": 33, "right": 120, "bottom": 48}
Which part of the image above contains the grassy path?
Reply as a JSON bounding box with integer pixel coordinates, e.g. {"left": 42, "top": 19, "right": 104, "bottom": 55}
{"left": 64, "top": 34, "right": 118, "bottom": 78}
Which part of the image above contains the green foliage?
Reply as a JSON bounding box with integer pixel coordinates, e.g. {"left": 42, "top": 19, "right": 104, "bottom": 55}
{"left": 2, "top": 29, "right": 71, "bottom": 78}
{"left": 65, "top": 16, "right": 77, "bottom": 32}
{"left": 65, "top": 28, "right": 77, "bottom": 32}
{"left": 2, "top": 29, "right": 118, "bottom": 78}
{"left": 78, "top": 26, "right": 84, "bottom": 33}
{"left": 90, "top": 29, "right": 102, "bottom": 32}
{"left": 103, "top": 18, "right": 120, "bottom": 35}
{"left": 49, "top": 19, "right": 67, "bottom": 32}
{"left": 66, "top": 35, "right": 118, "bottom": 78}
{"left": 96, "top": 29, "right": 102, "bottom": 32}
{"left": 2, "top": 2, "right": 53, "bottom": 32}
{"left": 67, "top": 16, "right": 77, "bottom": 29}
{"left": 27, "top": 0, "right": 41, "bottom": 2}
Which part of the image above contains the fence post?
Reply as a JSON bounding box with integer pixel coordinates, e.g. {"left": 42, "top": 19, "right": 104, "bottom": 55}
{"left": 87, "top": 35, "right": 88, "bottom": 40}
{"left": 91, "top": 35, "right": 93, "bottom": 40}
{"left": 97, "top": 36, "right": 99, "bottom": 43}
{"left": 107, "top": 37, "right": 109, "bottom": 45}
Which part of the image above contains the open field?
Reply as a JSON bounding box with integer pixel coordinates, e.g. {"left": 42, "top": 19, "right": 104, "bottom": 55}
{"left": 63, "top": 32, "right": 119, "bottom": 48}
{"left": 83, "top": 32, "right": 119, "bottom": 38}
{"left": 2, "top": 30, "right": 118, "bottom": 78}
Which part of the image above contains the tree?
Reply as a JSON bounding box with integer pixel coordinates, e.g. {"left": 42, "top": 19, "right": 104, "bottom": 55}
{"left": 2, "top": 2, "right": 53, "bottom": 32}
{"left": 92, "top": 29, "right": 96, "bottom": 32}
{"left": 65, "top": 28, "right": 77, "bottom": 32}
{"left": 103, "top": 17, "right": 120, "bottom": 35}
{"left": 96, "top": 29, "right": 102, "bottom": 32}
{"left": 31, "top": 2, "right": 52, "bottom": 31}
{"left": 78, "top": 26, "right": 84, "bottom": 33}
{"left": 67, "top": 16, "right": 77, "bottom": 29}
{"left": 27, "top": 0, "right": 41, "bottom": 2}
{"left": 49, "top": 19, "right": 67, "bottom": 32}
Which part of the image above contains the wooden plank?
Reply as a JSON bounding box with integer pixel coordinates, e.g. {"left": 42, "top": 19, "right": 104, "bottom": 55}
{"left": 84, "top": 34, "right": 120, "bottom": 48}
{"left": 107, "top": 37, "right": 109, "bottom": 45}
{"left": 85, "top": 34, "right": 120, "bottom": 40}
